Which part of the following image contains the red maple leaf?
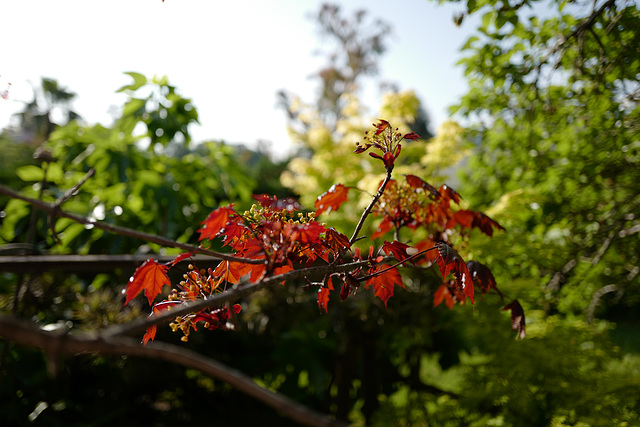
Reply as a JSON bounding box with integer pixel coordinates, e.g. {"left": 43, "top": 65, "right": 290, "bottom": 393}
{"left": 365, "top": 265, "right": 405, "bottom": 307}
{"left": 169, "top": 252, "right": 193, "bottom": 267}
{"left": 317, "top": 277, "right": 335, "bottom": 313}
{"left": 324, "top": 228, "right": 351, "bottom": 252}
{"left": 472, "top": 212, "right": 505, "bottom": 237}
{"left": 405, "top": 174, "right": 440, "bottom": 199}
{"left": 382, "top": 240, "right": 413, "bottom": 263}
{"left": 125, "top": 258, "right": 170, "bottom": 306}
{"left": 445, "top": 209, "right": 475, "bottom": 230}
{"left": 288, "top": 221, "right": 326, "bottom": 245}
{"left": 314, "top": 184, "right": 350, "bottom": 216}
{"left": 373, "top": 119, "right": 391, "bottom": 135}
{"left": 433, "top": 284, "right": 455, "bottom": 309}
{"left": 372, "top": 217, "right": 394, "bottom": 239}
{"left": 445, "top": 210, "right": 505, "bottom": 237}
{"left": 197, "top": 205, "right": 237, "bottom": 241}
{"left": 503, "top": 300, "right": 526, "bottom": 340}
{"left": 467, "top": 260, "right": 503, "bottom": 300}
{"left": 142, "top": 301, "right": 179, "bottom": 344}
{"left": 438, "top": 184, "right": 462, "bottom": 205}
{"left": 435, "top": 242, "right": 474, "bottom": 306}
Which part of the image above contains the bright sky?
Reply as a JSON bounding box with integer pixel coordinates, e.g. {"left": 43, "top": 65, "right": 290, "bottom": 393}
{"left": 0, "top": 0, "right": 475, "bottom": 158}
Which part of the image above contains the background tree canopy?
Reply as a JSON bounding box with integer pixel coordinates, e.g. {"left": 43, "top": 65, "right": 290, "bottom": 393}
{"left": 1, "top": 1, "right": 639, "bottom": 426}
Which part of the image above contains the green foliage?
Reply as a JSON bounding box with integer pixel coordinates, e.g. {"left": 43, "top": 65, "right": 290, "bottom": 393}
{"left": 1, "top": 74, "right": 257, "bottom": 256}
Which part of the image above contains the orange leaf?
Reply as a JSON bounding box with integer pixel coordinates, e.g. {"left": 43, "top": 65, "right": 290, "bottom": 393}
{"left": 317, "top": 278, "right": 335, "bottom": 313}
{"left": 365, "top": 265, "right": 404, "bottom": 307}
{"left": 141, "top": 301, "right": 178, "bottom": 344}
{"left": 435, "top": 243, "right": 474, "bottom": 306}
{"left": 372, "top": 217, "right": 394, "bottom": 239}
{"left": 315, "top": 184, "right": 350, "bottom": 216}
{"left": 169, "top": 252, "right": 193, "bottom": 267}
{"left": 433, "top": 284, "right": 455, "bottom": 309}
{"left": 125, "top": 258, "right": 170, "bottom": 306}
{"left": 197, "top": 205, "right": 237, "bottom": 241}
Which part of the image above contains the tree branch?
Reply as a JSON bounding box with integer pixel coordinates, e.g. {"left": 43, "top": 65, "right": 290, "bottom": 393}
{"left": 0, "top": 184, "right": 263, "bottom": 264}
{"left": 349, "top": 170, "right": 392, "bottom": 244}
{"left": 101, "top": 259, "right": 372, "bottom": 339}
{"left": 0, "top": 315, "right": 346, "bottom": 427}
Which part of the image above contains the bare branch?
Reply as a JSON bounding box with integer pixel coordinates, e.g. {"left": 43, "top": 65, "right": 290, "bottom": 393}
{"left": 0, "top": 315, "right": 346, "bottom": 427}
{"left": 0, "top": 184, "right": 263, "bottom": 264}
{"left": 349, "top": 169, "right": 392, "bottom": 244}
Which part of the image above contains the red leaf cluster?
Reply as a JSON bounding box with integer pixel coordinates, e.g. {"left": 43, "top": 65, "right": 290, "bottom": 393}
{"left": 435, "top": 242, "right": 474, "bottom": 306}
{"left": 122, "top": 118, "right": 522, "bottom": 344}
{"left": 354, "top": 120, "right": 418, "bottom": 171}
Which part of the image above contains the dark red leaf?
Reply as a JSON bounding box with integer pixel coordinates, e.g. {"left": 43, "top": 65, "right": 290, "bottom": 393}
{"left": 197, "top": 205, "right": 237, "bottom": 241}
{"left": 125, "top": 258, "right": 170, "bottom": 306}
{"left": 325, "top": 228, "right": 351, "bottom": 252}
{"left": 365, "top": 265, "right": 405, "bottom": 307}
{"left": 340, "top": 281, "right": 352, "bottom": 301}
{"left": 438, "top": 184, "right": 462, "bottom": 205}
{"left": 354, "top": 143, "right": 372, "bottom": 153}
{"left": 472, "top": 212, "right": 505, "bottom": 237}
{"left": 503, "top": 300, "right": 526, "bottom": 339}
{"left": 315, "top": 184, "right": 350, "bottom": 216}
{"left": 405, "top": 175, "right": 440, "bottom": 199}
{"left": 435, "top": 242, "right": 474, "bottom": 306}
{"left": 373, "top": 119, "right": 390, "bottom": 135}
{"left": 403, "top": 132, "right": 421, "bottom": 141}
{"left": 467, "top": 260, "right": 503, "bottom": 300}
{"left": 382, "top": 240, "right": 413, "bottom": 263}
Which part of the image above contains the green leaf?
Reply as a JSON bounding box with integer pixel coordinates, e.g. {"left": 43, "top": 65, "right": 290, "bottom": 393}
{"left": 16, "top": 165, "right": 44, "bottom": 182}
{"left": 122, "top": 97, "right": 147, "bottom": 117}
{"left": 116, "top": 72, "right": 147, "bottom": 93}
{"left": 481, "top": 11, "right": 494, "bottom": 30}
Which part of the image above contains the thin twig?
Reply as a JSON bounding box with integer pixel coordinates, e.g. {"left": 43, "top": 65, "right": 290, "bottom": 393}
{"left": 0, "top": 184, "right": 263, "bottom": 265}
{"left": 349, "top": 170, "right": 393, "bottom": 245}
{"left": 357, "top": 246, "right": 438, "bottom": 282}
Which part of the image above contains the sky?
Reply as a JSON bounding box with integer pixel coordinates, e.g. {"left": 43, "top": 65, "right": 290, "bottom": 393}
{"left": 0, "top": 0, "right": 476, "bottom": 158}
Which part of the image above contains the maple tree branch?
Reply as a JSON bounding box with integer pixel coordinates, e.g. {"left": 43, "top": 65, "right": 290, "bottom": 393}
{"left": 55, "top": 168, "right": 96, "bottom": 207}
{"left": 102, "top": 259, "right": 372, "bottom": 339}
{"left": 349, "top": 169, "right": 393, "bottom": 245}
{"left": 0, "top": 184, "right": 263, "bottom": 265}
{"left": 0, "top": 315, "right": 345, "bottom": 427}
